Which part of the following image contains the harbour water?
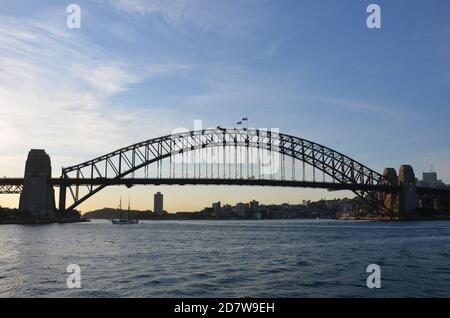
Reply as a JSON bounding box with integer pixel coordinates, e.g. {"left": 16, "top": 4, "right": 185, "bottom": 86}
{"left": 1, "top": 219, "right": 450, "bottom": 298}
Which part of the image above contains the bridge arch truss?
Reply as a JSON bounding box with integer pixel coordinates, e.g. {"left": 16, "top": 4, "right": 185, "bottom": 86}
{"left": 60, "top": 128, "right": 386, "bottom": 212}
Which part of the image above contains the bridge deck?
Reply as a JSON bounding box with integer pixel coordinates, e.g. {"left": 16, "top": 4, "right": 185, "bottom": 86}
{"left": 3, "top": 178, "right": 449, "bottom": 194}
{"left": 2, "top": 177, "right": 399, "bottom": 192}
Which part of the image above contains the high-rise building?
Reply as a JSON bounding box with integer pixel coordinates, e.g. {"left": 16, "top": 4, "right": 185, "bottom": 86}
{"left": 236, "top": 202, "right": 247, "bottom": 217}
{"left": 249, "top": 200, "right": 261, "bottom": 219}
{"left": 250, "top": 200, "right": 259, "bottom": 212}
{"left": 423, "top": 172, "right": 438, "bottom": 186}
{"left": 154, "top": 192, "right": 164, "bottom": 215}
{"left": 212, "top": 201, "right": 221, "bottom": 213}
{"left": 422, "top": 172, "right": 445, "bottom": 188}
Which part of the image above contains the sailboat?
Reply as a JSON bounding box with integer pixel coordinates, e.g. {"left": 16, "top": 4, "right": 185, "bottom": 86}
{"left": 111, "top": 196, "right": 139, "bottom": 225}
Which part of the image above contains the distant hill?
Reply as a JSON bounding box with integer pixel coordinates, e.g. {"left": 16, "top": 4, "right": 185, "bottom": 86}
{"left": 83, "top": 208, "right": 162, "bottom": 220}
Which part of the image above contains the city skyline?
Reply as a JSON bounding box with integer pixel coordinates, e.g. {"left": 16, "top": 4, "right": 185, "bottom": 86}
{"left": 82, "top": 167, "right": 450, "bottom": 214}
{"left": 1, "top": 0, "right": 450, "bottom": 213}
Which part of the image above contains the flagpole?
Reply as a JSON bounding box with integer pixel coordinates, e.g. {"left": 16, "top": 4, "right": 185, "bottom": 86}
{"left": 242, "top": 117, "right": 248, "bottom": 129}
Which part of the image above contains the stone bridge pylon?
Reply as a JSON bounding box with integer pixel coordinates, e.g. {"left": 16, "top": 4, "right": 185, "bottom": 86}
{"left": 19, "top": 149, "right": 56, "bottom": 218}
{"left": 381, "top": 165, "right": 419, "bottom": 215}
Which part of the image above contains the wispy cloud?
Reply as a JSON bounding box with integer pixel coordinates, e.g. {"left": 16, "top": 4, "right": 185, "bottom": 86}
{"left": 303, "top": 95, "right": 421, "bottom": 120}
{"left": 105, "top": 0, "right": 269, "bottom": 37}
{"left": 0, "top": 14, "right": 189, "bottom": 176}
{"left": 110, "top": 0, "right": 192, "bottom": 19}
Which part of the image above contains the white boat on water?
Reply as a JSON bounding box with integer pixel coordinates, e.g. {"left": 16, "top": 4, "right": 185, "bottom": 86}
{"left": 110, "top": 196, "right": 139, "bottom": 225}
{"left": 111, "top": 219, "right": 139, "bottom": 225}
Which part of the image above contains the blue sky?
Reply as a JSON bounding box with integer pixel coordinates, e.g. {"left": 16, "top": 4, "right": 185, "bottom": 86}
{"left": 0, "top": 0, "right": 449, "bottom": 211}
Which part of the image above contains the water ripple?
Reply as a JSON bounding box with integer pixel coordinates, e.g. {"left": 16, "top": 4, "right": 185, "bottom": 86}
{"left": 1, "top": 219, "right": 450, "bottom": 297}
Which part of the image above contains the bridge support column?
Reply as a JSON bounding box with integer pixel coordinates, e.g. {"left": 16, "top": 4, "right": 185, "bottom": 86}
{"left": 382, "top": 168, "right": 399, "bottom": 215}
{"left": 19, "top": 149, "right": 56, "bottom": 219}
{"left": 59, "top": 183, "right": 66, "bottom": 214}
{"left": 398, "top": 165, "right": 419, "bottom": 214}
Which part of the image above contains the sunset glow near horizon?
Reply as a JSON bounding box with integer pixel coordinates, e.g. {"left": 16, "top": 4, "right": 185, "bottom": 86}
{"left": 1, "top": 0, "right": 450, "bottom": 213}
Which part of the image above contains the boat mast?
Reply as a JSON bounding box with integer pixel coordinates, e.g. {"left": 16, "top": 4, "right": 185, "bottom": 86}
{"left": 119, "top": 197, "right": 122, "bottom": 219}
{"left": 127, "top": 195, "right": 131, "bottom": 220}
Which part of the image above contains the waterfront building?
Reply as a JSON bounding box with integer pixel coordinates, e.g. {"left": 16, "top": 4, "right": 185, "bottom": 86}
{"left": 212, "top": 201, "right": 221, "bottom": 213}
{"left": 250, "top": 200, "right": 259, "bottom": 212}
{"left": 419, "top": 172, "right": 445, "bottom": 188}
{"left": 236, "top": 202, "right": 247, "bottom": 217}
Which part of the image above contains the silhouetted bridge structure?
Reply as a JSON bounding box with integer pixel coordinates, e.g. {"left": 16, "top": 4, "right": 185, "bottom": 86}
{"left": 1, "top": 128, "right": 449, "bottom": 216}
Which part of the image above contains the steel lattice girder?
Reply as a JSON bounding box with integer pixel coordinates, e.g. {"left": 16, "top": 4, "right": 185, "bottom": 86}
{"left": 61, "top": 128, "right": 388, "bottom": 211}
{"left": 0, "top": 184, "right": 23, "bottom": 194}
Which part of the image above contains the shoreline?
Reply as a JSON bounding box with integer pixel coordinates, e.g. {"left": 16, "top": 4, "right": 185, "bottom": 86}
{"left": 2, "top": 216, "right": 450, "bottom": 225}
{"left": 341, "top": 216, "right": 450, "bottom": 222}
{"left": 0, "top": 218, "right": 90, "bottom": 225}
{"left": 85, "top": 216, "right": 450, "bottom": 222}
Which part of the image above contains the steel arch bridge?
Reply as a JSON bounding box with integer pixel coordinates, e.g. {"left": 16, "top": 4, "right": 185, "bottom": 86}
{"left": 59, "top": 128, "right": 389, "bottom": 212}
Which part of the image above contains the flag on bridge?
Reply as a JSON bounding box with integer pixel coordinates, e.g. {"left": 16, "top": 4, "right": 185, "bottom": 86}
{"left": 237, "top": 121, "right": 242, "bottom": 125}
